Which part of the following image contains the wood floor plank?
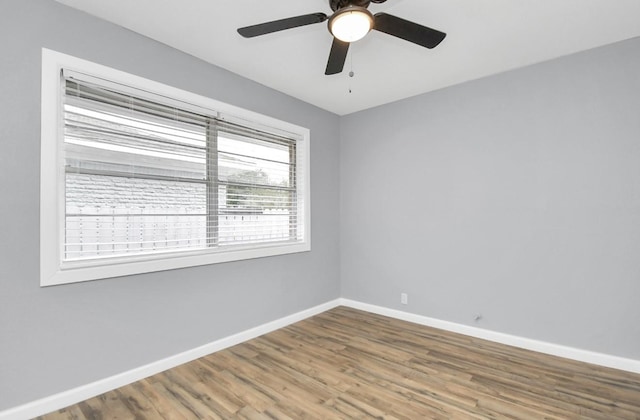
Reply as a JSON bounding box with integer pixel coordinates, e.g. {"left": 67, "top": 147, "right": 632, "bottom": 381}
{"left": 39, "top": 306, "right": 640, "bottom": 419}
{"left": 127, "top": 380, "right": 186, "bottom": 420}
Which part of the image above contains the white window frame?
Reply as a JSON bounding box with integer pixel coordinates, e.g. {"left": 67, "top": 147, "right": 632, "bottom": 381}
{"left": 40, "top": 49, "right": 311, "bottom": 286}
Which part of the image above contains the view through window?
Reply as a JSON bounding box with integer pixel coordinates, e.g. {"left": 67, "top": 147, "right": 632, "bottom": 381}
{"left": 63, "top": 78, "right": 301, "bottom": 261}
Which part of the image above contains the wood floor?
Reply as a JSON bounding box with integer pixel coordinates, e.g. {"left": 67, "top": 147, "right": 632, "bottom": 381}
{"left": 39, "top": 307, "right": 640, "bottom": 419}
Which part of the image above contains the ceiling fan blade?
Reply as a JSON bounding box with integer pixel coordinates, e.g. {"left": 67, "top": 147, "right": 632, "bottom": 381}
{"left": 238, "top": 13, "right": 328, "bottom": 38}
{"left": 373, "top": 13, "right": 446, "bottom": 49}
{"left": 325, "top": 38, "right": 350, "bottom": 75}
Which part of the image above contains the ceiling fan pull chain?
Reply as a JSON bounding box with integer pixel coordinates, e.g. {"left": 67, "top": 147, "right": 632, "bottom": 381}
{"left": 350, "top": 45, "right": 354, "bottom": 75}
{"left": 348, "top": 47, "right": 355, "bottom": 93}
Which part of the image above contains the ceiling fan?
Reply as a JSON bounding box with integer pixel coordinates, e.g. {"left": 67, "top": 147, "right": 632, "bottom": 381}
{"left": 237, "top": 0, "right": 446, "bottom": 75}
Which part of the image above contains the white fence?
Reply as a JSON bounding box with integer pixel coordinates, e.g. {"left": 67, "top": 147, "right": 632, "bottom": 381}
{"left": 64, "top": 206, "right": 291, "bottom": 260}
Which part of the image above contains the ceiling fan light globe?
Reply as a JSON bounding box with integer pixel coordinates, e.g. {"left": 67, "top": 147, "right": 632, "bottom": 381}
{"left": 329, "top": 7, "right": 373, "bottom": 43}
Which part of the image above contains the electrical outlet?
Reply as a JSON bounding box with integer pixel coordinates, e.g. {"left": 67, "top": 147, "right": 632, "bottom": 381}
{"left": 401, "top": 293, "right": 408, "bottom": 305}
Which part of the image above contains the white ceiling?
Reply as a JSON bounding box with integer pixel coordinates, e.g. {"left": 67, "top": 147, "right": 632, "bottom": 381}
{"left": 55, "top": 0, "right": 640, "bottom": 116}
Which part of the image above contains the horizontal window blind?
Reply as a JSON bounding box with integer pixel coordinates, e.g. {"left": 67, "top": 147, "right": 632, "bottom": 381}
{"left": 62, "top": 73, "right": 305, "bottom": 263}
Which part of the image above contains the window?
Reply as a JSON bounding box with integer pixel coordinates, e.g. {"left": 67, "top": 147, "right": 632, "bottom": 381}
{"left": 41, "top": 49, "right": 310, "bottom": 286}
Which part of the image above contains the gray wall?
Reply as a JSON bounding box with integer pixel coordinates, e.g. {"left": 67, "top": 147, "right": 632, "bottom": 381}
{"left": 341, "top": 36, "right": 640, "bottom": 360}
{"left": 0, "top": 0, "right": 340, "bottom": 411}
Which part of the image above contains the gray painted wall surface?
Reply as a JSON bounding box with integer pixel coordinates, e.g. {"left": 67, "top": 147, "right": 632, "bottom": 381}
{"left": 340, "top": 37, "right": 640, "bottom": 360}
{"left": 0, "top": 0, "right": 340, "bottom": 410}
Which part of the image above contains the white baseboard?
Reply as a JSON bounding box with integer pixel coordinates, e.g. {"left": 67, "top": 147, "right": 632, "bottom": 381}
{"left": 0, "top": 299, "right": 342, "bottom": 420}
{"left": 339, "top": 298, "right": 640, "bottom": 375}
{"left": 3, "top": 297, "right": 639, "bottom": 419}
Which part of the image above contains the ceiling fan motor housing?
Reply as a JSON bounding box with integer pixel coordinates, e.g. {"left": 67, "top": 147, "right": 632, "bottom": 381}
{"left": 330, "top": 0, "right": 385, "bottom": 12}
